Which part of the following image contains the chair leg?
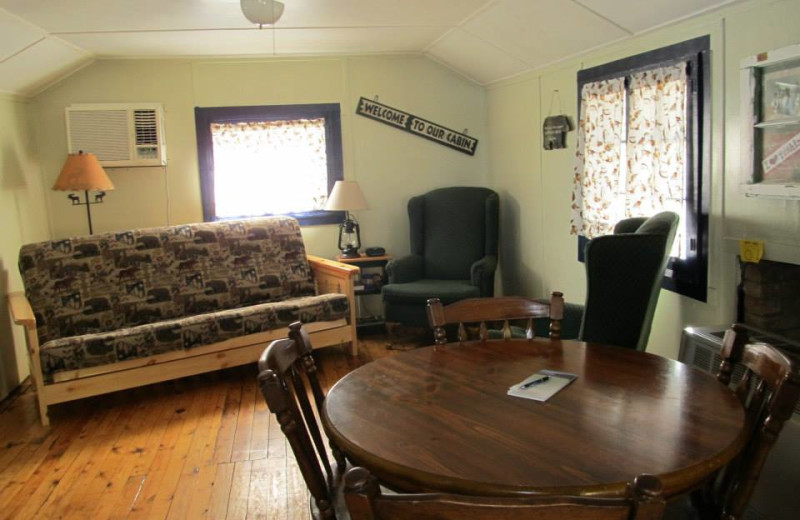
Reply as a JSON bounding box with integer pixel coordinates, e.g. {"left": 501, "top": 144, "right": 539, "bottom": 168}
{"left": 385, "top": 322, "right": 399, "bottom": 349}
{"left": 38, "top": 400, "right": 50, "bottom": 427}
{"left": 331, "top": 442, "right": 347, "bottom": 474}
{"left": 313, "top": 496, "right": 335, "bottom": 520}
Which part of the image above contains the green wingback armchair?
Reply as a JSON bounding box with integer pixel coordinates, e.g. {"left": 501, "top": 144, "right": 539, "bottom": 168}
{"left": 580, "top": 211, "right": 679, "bottom": 351}
{"left": 382, "top": 187, "right": 499, "bottom": 327}
{"left": 531, "top": 211, "right": 679, "bottom": 349}
{"left": 540, "top": 211, "right": 679, "bottom": 350}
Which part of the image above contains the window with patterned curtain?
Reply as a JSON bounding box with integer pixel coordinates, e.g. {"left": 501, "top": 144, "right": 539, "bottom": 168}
{"left": 195, "top": 104, "right": 344, "bottom": 225}
{"left": 571, "top": 36, "right": 710, "bottom": 302}
{"left": 570, "top": 78, "right": 626, "bottom": 239}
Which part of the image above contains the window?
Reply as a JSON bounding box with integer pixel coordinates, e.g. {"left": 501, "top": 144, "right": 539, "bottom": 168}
{"left": 195, "top": 103, "right": 344, "bottom": 225}
{"left": 571, "top": 36, "right": 710, "bottom": 302}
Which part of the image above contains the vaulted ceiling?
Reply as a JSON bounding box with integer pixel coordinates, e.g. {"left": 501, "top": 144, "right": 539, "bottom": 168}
{"left": 0, "top": 0, "right": 737, "bottom": 96}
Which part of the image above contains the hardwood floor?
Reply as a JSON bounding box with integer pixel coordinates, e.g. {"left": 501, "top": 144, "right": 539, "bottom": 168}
{"left": 0, "top": 333, "right": 422, "bottom": 520}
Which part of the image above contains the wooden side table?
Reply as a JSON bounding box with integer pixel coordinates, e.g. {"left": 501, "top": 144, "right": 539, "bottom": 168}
{"left": 336, "top": 254, "right": 391, "bottom": 330}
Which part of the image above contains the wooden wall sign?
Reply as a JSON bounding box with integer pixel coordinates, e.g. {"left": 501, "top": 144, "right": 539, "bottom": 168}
{"left": 356, "top": 97, "right": 478, "bottom": 156}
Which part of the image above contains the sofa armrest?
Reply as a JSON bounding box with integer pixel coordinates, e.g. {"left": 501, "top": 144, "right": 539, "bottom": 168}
{"left": 386, "top": 254, "right": 424, "bottom": 284}
{"left": 470, "top": 255, "right": 497, "bottom": 296}
{"left": 8, "top": 291, "right": 36, "bottom": 327}
{"left": 308, "top": 255, "right": 360, "bottom": 356}
{"left": 307, "top": 255, "right": 359, "bottom": 294}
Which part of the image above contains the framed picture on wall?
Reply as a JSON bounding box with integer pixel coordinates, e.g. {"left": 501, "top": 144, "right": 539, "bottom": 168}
{"left": 740, "top": 42, "right": 800, "bottom": 199}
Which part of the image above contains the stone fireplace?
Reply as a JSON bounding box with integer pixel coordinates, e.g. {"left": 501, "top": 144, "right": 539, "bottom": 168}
{"left": 742, "top": 259, "right": 800, "bottom": 341}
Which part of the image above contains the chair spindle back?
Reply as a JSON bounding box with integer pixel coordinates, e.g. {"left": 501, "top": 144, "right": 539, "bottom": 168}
{"left": 426, "top": 292, "right": 564, "bottom": 346}
{"left": 258, "top": 321, "right": 345, "bottom": 519}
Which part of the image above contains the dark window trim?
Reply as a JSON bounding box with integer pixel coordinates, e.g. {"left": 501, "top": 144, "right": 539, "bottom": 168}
{"left": 194, "top": 103, "right": 345, "bottom": 226}
{"left": 576, "top": 35, "right": 710, "bottom": 302}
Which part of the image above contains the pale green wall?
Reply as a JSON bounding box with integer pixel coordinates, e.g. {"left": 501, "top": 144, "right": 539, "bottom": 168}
{"left": 0, "top": 94, "right": 50, "bottom": 398}
{"left": 487, "top": 0, "right": 800, "bottom": 359}
{"left": 31, "top": 55, "right": 489, "bottom": 259}
{"left": 11, "top": 0, "right": 800, "bottom": 390}
{"left": 723, "top": 0, "right": 800, "bottom": 264}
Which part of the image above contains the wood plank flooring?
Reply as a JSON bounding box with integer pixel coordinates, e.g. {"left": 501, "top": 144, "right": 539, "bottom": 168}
{"left": 0, "top": 333, "right": 423, "bottom": 520}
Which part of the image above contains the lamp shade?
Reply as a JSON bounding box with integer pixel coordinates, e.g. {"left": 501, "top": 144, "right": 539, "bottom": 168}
{"left": 52, "top": 152, "right": 114, "bottom": 192}
{"left": 240, "top": 0, "right": 285, "bottom": 25}
{"left": 325, "top": 181, "right": 369, "bottom": 211}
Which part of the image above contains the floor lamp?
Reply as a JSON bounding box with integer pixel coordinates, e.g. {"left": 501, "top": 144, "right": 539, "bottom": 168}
{"left": 52, "top": 151, "right": 115, "bottom": 235}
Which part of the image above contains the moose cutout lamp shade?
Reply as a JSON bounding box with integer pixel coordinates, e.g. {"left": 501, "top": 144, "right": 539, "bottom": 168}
{"left": 53, "top": 151, "right": 114, "bottom": 235}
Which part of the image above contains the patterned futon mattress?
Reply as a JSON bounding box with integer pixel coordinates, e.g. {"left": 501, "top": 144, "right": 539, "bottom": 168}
{"left": 38, "top": 294, "right": 348, "bottom": 382}
{"left": 18, "top": 217, "right": 349, "bottom": 382}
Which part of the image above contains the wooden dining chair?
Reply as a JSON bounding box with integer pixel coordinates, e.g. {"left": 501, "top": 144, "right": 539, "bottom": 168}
{"left": 257, "top": 321, "right": 347, "bottom": 520}
{"left": 344, "top": 466, "right": 666, "bottom": 520}
{"left": 426, "top": 292, "right": 565, "bottom": 346}
{"left": 688, "top": 323, "right": 800, "bottom": 519}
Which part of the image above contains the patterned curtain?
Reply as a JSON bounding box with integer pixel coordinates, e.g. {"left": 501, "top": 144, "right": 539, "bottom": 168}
{"left": 570, "top": 78, "right": 626, "bottom": 238}
{"left": 211, "top": 119, "right": 328, "bottom": 218}
{"left": 627, "top": 63, "right": 687, "bottom": 257}
{"left": 571, "top": 63, "right": 688, "bottom": 258}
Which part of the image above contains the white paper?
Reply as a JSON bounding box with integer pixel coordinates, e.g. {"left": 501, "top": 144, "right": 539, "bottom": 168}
{"left": 507, "top": 370, "right": 578, "bottom": 402}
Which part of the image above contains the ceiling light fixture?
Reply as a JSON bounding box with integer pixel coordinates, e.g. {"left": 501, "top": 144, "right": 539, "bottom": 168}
{"left": 240, "top": 0, "right": 285, "bottom": 28}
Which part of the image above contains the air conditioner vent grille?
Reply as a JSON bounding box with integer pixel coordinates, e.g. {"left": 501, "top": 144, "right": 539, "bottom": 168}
{"left": 68, "top": 110, "right": 130, "bottom": 162}
{"left": 65, "top": 103, "right": 166, "bottom": 167}
{"left": 693, "top": 345, "right": 715, "bottom": 372}
{"left": 134, "top": 109, "right": 158, "bottom": 146}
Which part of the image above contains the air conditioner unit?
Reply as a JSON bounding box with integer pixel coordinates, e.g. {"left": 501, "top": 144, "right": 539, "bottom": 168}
{"left": 65, "top": 103, "right": 167, "bottom": 167}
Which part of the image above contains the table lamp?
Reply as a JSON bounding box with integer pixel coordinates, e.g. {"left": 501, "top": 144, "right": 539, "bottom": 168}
{"left": 52, "top": 151, "right": 115, "bottom": 235}
{"left": 324, "top": 180, "right": 369, "bottom": 258}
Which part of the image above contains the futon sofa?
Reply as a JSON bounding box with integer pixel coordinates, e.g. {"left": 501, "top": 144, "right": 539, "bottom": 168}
{"left": 9, "top": 216, "right": 358, "bottom": 425}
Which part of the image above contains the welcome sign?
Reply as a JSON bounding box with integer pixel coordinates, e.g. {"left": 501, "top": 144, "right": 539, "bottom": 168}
{"left": 356, "top": 97, "right": 478, "bottom": 156}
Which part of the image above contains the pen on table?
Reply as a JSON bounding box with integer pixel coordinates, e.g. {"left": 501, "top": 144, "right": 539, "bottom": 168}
{"left": 520, "top": 375, "right": 550, "bottom": 389}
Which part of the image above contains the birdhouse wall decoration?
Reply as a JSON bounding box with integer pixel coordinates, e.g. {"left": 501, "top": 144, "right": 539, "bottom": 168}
{"left": 543, "top": 116, "right": 572, "bottom": 149}
{"left": 542, "top": 90, "right": 573, "bottom": 150}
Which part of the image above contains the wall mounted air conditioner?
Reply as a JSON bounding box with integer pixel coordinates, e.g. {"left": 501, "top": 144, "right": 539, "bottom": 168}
{"left": 65, "top": 103, "right": 167, "bottom": 167}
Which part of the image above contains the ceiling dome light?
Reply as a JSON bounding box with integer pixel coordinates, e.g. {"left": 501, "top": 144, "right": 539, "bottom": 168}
{"left": 241, "top": 0, "right": 285, "bottom": 26}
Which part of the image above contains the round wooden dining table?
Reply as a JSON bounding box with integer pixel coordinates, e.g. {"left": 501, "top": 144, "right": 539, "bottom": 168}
{"left": 322, "top": 338, "right": 747, "bottom": 499}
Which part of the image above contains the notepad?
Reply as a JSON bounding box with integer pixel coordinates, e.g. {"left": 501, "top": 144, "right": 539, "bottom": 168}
{"left": 507, "top": 370, "right": 578, "bottom": 402}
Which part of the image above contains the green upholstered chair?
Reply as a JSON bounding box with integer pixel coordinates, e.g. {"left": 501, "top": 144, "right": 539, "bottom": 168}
{"left": 533, "top": 212, "right": 678, "bottom": 349}
{"left": 382, "top": 187, "right": 499, "bottom": 327}
{"left": 579, "top": 211, "right": 679, "bottom": 351}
